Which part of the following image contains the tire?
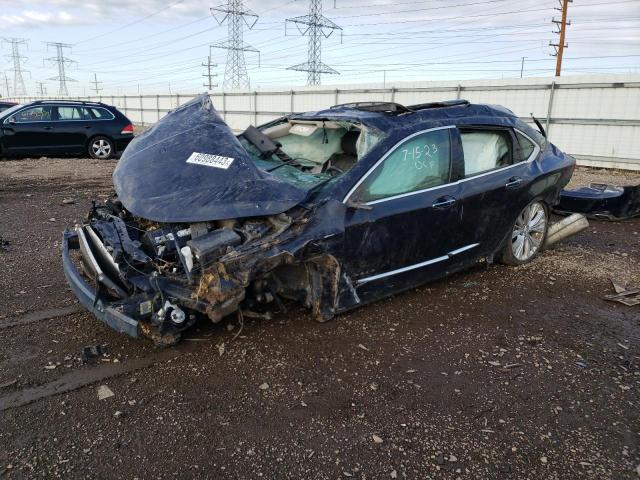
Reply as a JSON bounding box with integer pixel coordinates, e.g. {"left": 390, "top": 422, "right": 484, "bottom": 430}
{"left": 88, "top": 136, "right": 115, "bottom": 160}
{"left": 500, "top": 200, "right": 549, "bottom": 266}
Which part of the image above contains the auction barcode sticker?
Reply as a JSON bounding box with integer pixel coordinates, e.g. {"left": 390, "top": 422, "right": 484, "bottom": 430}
{"left": 186, "top": 152, "right": 235, "bottom": 169}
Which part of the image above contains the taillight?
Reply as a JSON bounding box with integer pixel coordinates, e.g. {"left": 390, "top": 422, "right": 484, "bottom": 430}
{"left": 121, "top": 123, "right": 134, "bottom": 134}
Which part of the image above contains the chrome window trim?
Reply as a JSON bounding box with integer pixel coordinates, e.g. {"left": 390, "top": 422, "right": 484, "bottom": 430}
{"left": 56, "top": 106, "right": 115, "bottom": 121}
{"left": 356, "top": 242, "right": 480, "bottom": 285}
{"left": 342, "top": 125, "right": 454, "bottom": 204}
{"left": 343, "top": 126, "right": 540, "bottom": 206}
{"left": 85, "top": 107, "right": 116, "bottom": 121}
{"left": 3, "top": 105, "right": 54, "bottom": 124}
{"left": 2, "top": 105, "right": 115, "bottom": 124}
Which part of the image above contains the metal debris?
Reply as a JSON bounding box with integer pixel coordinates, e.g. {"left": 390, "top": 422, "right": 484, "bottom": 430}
{"left": 96, "top": 385, "right": 114, "bottom": 400}
{"left": 82, "top": 344, "right": 107, "bottom": 362}
{"left": 605, "top": 283, "right": 640, "bottom": 307}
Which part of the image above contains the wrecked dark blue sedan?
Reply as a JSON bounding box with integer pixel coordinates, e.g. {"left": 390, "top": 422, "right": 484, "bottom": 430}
{"left": 62, "top": 94, "right": 575, "bottom": 344}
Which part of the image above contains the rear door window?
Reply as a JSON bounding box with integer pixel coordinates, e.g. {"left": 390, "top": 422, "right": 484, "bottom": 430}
{"left": 460, "top": 129, "right": 512, "bottom": 177}
{"left": 13, "top": 106, "right": 53, "bottom": 123}
{"left": 56, "top": 106, "right": 90, "bottom": 121}
{"left": 353, "top": 127, "right": 452, "bottom": 203}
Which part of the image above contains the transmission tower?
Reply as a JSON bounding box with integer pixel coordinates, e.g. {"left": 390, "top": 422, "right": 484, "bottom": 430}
{"left": 2, "top": 38, "right": 29, "bottom": 96}
{"left": 202, "top": 46, "right": 219, "bottom": 90}
{"left": 45, "top": 42, "right": 76, "bottom": 96}
{"left": 211, "top": 0, "right": 259, "bottom": 89}
{"left": 550, "top": 0, "right": 572, "bottom": 77}
{"left": 91, "top": 73, "right": 103, "bottom": 94}
{"left": 286, "top": 0, "right": 342, "bottom": 86}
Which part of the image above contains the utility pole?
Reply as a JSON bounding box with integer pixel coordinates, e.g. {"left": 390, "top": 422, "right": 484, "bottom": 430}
{"left": 2, "top": 72, "right": 10, "bottom": 97}
{"left": 90, "top": 73, "right": 103, "bottom": 94}
{"left": 211, "top": 0, "right": 259, "bottom": 89}
{"left": 286, "top": 0, "right": 342, "bottom": 86}
{"left": 2, "top": 38, "right": 29, "bottom": 96}
{"left": 36, "top": 81, "right": 47, "bottom": 96}
{"left": 520, "top": 57, "right": 526, "bottom": 78}
{"left": 202, "top": 46, "right": 219, "bottom": 90}
{"left": 45, "top": 42, "right": 76, "bottom": 96}
{"left": 550, "top": 0, "right": 571, "bottom": 77}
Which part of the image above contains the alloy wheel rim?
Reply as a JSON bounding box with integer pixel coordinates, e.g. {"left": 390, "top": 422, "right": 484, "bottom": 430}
{"left": 92, "top": 139, "right": 111, "bottom": 158}
{"left": 511, "top": 202, "right": 546, "bottom": 261}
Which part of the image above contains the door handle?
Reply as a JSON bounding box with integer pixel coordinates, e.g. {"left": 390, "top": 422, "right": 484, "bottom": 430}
{"left": 432, "top": 196, "right": 457, "bottom": 209}
{"left": 84, "top": 125, "right": 91, "bottom": 129}
{"left": 505, "top": 176, "right": 523, "bottom": 188}
{"left": 43, "top": 126, "right": 54, "bottom": 130}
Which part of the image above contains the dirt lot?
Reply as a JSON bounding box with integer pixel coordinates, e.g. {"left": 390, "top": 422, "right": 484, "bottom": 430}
{"left": 0, "top": 159, "right": 638, "bottom": 479}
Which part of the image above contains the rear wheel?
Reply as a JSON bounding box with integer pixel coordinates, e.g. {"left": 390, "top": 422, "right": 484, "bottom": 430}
{"left": 88, "top": 136, "right": 115, "bottom": 160}
{"left": 500, "top": 200, "right": 548, "bottom": 265}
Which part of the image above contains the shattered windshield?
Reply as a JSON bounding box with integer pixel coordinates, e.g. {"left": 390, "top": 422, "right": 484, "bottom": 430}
{"left": 239, "top": 120, "right": 383, "bottom": 190}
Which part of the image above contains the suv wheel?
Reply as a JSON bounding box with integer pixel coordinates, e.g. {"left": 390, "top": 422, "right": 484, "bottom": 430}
{"left": 89, "top": 136, "right": 115, "bottom": 160}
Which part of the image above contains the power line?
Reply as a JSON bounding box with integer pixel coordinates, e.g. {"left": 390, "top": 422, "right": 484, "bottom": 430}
{"left": 72, "top": 15, "right": 212, "bottom": 54}
{"left": 336, "top": 0, "right": 640, "bottom": 27}
{"left": 286, "top": 0, "right": 342, "bottom": 85}
{"left": 2, "top": 38, "right": 29, "bottom": 96}
{"left": 211, "top": 0, "right": 260, "bottom": 89}
{"left": 74, "top": 0, "right": 187, "bottom": 45}
{"left": 331, "top": 0, "right": 512, "bottom": 19}
{"left": 45, "top": 42, "right": 76, "bottom": 96}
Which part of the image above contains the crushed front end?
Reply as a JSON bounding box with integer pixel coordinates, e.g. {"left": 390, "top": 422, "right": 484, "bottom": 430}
{"left": 62, "top": 93, "right": 372, "bottom": 343}
{"left": 63, "top": 198, "right": 324, "bottom": 344}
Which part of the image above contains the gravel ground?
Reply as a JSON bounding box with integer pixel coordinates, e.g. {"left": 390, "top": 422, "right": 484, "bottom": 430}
{"left": 0, "top": 160, "right": 638, "bottom": 479}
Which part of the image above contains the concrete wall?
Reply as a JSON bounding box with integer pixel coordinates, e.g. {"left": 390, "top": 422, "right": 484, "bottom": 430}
{"left": 7, "top": 74, "right": 640, "bottom": 170}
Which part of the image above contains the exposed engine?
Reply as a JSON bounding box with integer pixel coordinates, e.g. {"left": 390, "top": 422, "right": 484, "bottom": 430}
{"left": 74, "top": 198, "right": 306, "bottom": 344}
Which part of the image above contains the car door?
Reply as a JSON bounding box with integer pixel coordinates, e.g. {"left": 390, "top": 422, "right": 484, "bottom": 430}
{"left": 53, "top": 106, "right": 92, "bottom": 152}
{"left": 453, "top": 126, "right": 541, "bottom": 258}
{"left": 1, "top": 106, "right": 55, "bottom": 153}
{"left": 342, "top": 125, "right": 474, "bottom": 302}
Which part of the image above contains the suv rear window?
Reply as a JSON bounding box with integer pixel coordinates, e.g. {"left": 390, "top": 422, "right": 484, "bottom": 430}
{"left": 90, "top": 107, "right": 115, "bottom": 120}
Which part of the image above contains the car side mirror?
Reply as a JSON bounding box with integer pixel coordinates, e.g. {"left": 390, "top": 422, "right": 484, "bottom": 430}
{"left": 7, "top": 117, "right": 16, "bottom": 124}
{"left": 346, "top": 199, "right": 373, "bottom": 211}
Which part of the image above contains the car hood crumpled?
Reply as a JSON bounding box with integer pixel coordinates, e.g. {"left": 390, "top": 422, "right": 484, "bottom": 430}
{"left": 113, "top": 94, "right": 309, "bottom": 223}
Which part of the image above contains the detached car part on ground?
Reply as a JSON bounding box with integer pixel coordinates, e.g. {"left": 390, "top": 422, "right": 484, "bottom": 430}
{"left": 555, "top": 183, "right": 640, "bottom": 220}
{"left": 63, "top": 95, "right": 576, "bottom": 344}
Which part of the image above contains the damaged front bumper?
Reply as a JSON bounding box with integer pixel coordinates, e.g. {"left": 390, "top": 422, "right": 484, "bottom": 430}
{"left": 61, "top": 199, "right": 347, "bottom": 344}
{"left": 62, "top": 229, "right": 140, "bottom": 338}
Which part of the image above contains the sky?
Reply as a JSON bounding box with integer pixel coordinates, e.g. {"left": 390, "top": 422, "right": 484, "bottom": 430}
{"left": 0, "top": 0, "right": 639, "bottom": 96}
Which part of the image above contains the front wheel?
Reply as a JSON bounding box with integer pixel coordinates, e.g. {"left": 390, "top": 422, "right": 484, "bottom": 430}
{"left": 500, "top": 200, "right": 549, "bottom": 265}
{"left": 88, "top": 136, "right": 115, "bottom": 160}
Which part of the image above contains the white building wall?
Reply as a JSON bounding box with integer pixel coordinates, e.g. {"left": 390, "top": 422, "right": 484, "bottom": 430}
{"left": 6, "top": 74, "right": 640, "bottom": 170}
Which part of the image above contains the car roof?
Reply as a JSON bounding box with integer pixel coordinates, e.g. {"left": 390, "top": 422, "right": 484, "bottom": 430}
{"left": 25, "top": 100, "right": 113, "bottom": 108}
{"left": 291, "top": 99, "right": 521, "bottom": 132}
